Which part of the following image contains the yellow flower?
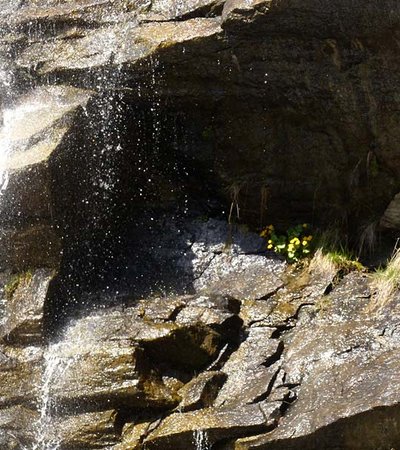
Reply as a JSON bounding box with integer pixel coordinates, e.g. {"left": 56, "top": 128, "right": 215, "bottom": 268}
{"left": 306, "top": 235, "right": 313, "bottom": 241}
{"left": 287, "top": 243, "right": 295, "bottom": 252}
{"left": 302, "top": 223, "right": 308, "bottom": 228}
{"left": 268, "top": 239, "right": 273, "bottom": 244}
{"left": 268, "top": 224, "right": 274, "bottom": 231}
{"left": 302, "top": 240, "right": 308, "bottom": 246}
{"left": 267, "top": 244, "right": 273, "bottom": 249}
{"left": 290, "top": 237, "right": 300, "bottom": 245}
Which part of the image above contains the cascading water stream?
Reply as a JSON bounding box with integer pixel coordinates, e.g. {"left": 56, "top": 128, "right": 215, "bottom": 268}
{"left": 31, "top": 343, "right": 75, "bottom": 450}
{"left": 193, "top": 430, "right": 211, "bottom": 450}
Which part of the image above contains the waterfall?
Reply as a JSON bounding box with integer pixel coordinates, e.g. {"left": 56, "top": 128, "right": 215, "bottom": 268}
{"left": 31, "top": 342, "right": 72, "bottom": 450}
{"left": 0, "top": 52, "right": 12, "bottom": 194}
{"left": 193, "top": 430, "right": 211, "bottom": 450}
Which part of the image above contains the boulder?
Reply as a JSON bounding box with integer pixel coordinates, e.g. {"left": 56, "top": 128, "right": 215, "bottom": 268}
{"left": 0, "top": 85, "right": 93, "bottom": 224}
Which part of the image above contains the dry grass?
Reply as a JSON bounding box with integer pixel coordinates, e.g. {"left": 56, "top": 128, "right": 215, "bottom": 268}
{"left": 368, "top": 247, "right": 400, "bottom": 312}
{"left": 358, "top": 221, "right": 379, "bottom": 256}
{"left": 309, "top": 248, "right": 337, "bottom": 277}
{"left": 310, "top": 247, "right": 364, "bottom": 277}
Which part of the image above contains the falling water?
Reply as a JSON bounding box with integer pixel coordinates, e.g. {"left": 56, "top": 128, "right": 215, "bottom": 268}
{"left": 0, "top": 50, "right": 12, "bottom": 194}
{"left": 193, "top": 430, "right": 211, "bottom": 450}
{"left": 31, "top": 343, "right": 73, "bottom": 450}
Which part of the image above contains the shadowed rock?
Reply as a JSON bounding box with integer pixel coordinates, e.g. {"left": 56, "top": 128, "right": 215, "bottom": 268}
{"left": 1, "top": 268, "right": 54, "bottom": 345}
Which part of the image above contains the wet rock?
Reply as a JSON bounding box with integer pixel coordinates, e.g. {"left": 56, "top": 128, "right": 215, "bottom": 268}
{"left": 0, "top": 405, "right": 38, "bottom": 449}
{"left": 60, "top": 295, "right": 238, "bottom": 371}
{"left": 238, "top": 350, "right": 400, "bottom": 450}
{"left": 49, "top": 410, "right": 119, "bottom": 450}
{"left": 195, "top": 254, "right": 285, "bottom": 300}
{"left": 174, "top": 295, "right": 242, "bottom": 341}
{"left": 44, "top": 291, "right": 242, "bottom": 413}
{"left": 5, "top": 0, "right": 225, "bottom": 29}
{"left": 215, "top": 327, "right": 282, "bottom": 407}
{"left": 0, "top": 85, "right": 93, "bottom": 270}
{"left": 144, "top": 403, "right": 271, "bottom": 449}
{"left": 240, "top": 253, "right": 339, "bottom": 328}
{"left": 0, "top": 225, "right": 61, "bottom": 271}
{"left": 49, "top": 340, "right": 177, "bottom": 411}
{"left": 142, "top": 323, "right": 222, "bottom": 371}
{"left": 16, "top": 18, "right": 222, "bottom": 75}
{"left": 114, "top": 421, "right": 152, "bottom": 450}
{"left": 222, "top": 0, "right": 269, "bottom": 26}
{"left": 232, "top": 272, "right": 394, "bottom": 449}
{"left": 0, "top": 85, "right": 93, "bottom": 224}
{"left": 177, "top": 371, "right": 227, "bottom": 411}
{"left": 1, "top": 268, "right": 54, "bottom": 345}
{"left": 0, "top": 345, "right": 43, "bottom": 407}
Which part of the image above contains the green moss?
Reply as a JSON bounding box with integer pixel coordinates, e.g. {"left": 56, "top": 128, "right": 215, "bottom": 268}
{"left": 4, "top": 271, "right": 33, "bottom": 301}
{"left": 312, "top": 228, "right": 365, "bottom": 273}
{"left": 325, "top": 251, "right": 364, "bottom": 273}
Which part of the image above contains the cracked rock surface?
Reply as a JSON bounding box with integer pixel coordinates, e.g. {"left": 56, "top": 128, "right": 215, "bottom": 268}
{"left": 1, "top": 223, "right": 400, "bottom": 449}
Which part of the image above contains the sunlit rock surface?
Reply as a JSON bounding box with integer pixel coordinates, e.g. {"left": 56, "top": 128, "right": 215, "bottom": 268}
{"left": 1, "top": 233, "right": 400, "bottom": 448}
{"left": 0, "top": 86, "right": 93, "bottom": 270}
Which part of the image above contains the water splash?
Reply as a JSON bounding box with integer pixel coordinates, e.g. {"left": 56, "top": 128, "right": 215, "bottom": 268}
{"left": 32, "top": 342, "right": 75, "bottom": 450}
{"left": 193, "top": 429, "right": 211, "bottom": 450}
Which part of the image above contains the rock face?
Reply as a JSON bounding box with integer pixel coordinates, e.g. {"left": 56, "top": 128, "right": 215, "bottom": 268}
{"left": 1, "top": 0, "right": 400, "bottom": 449}
{"left": 2, "top": 0, "right": 400, "bottom": 236}
{"left": 1, "top": 227, "right": 400, "bottom": 449}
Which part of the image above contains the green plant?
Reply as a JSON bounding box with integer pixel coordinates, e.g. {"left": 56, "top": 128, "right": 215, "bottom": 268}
{"left": 4, "top": 271, "right": 33, "bottom": 301}
{"left": 324, "top": 250, "right": 364, "bottom": 273}
{"left": 260, "top": 223, "right": 313, "bottom": 262}
{"left": 312, "top": 228, "right": 364, "bottom": 273}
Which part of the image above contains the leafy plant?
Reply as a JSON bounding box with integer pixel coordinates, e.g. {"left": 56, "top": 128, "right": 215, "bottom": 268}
{"left": 260, "top": 223, "right": 313, "bottom": 262}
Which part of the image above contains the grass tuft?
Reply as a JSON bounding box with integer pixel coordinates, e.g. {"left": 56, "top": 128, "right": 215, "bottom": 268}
{"left": 369, "top": 247, "right": 400, "bottom": 312}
